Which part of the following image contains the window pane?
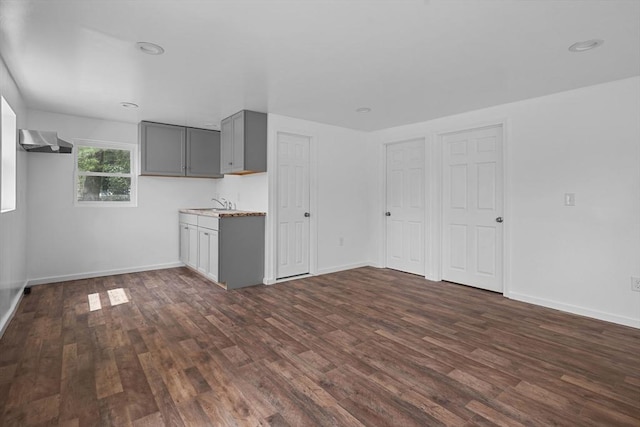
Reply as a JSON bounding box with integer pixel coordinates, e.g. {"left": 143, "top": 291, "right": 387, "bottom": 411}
{"left": 77, "top": 176, "right": 131, "bottom": 202}
{"left": 77, "top": 146, "right": 131, "bottom": 173}
{"left": 1, "top": 96, "right": 17, "bottom": 213}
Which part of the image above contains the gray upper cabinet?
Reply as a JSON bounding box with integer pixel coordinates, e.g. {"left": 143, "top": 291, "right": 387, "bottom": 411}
{"left": 186, "top": 127, "right": 222, "bottom": 178}
{"left": 220, "top": 110, "right": 267, "bottom": 175}
{"left": 220, "top": 116, "right": 234, "bottom": 175}
{"left": 140, "top": 121, "right": 222, "bottom": 178}
{"left": 140, "top": 122, "right": 185, "bottom": 176}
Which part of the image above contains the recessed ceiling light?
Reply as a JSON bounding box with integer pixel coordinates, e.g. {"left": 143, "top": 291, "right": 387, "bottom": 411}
{"left": 569, "top": 39, "right": 604, "bottom": 52}
{"left": 120, "top": 102, "right": 139, "bottom": 109}
{"left": 356, "top": 107, "right": 372, "bottom": 113}
{"left": 136, "top": 41, "right": 165, "bottom": 55}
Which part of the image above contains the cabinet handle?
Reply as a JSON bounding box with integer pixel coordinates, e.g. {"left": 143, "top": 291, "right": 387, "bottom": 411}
{"left": 204, "top": 232, "right": 209, "bottom": 236}
{"left": 183, "top": 226, "right": 188, "bottom": 229}
{"left": 228, "top": 162, "right": 233, "bottom": 165}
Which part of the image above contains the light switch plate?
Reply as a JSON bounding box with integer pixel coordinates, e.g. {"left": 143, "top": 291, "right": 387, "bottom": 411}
{"left": 564, "top": 193, "right": 575, "bottom": 206}
{"left": 632, "top": 277, "right": 640, "bottom": 292}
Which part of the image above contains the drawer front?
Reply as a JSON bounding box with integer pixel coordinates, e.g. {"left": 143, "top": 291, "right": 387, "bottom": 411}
{"left": 198, "top": 215, "right": 219, "bottom": 231}
{"left": 179, "top": 213, "right": 198, "bottom": 226}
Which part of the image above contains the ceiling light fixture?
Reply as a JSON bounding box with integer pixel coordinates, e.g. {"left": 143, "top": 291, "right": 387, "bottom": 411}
{"left": 356, "top": 107, "right": 372, "bottom": 113}
{"left": 120, "top": 102, "right": 139, "bottom": 109}
{"left": 136, "top": 41, "right": 165, "bottom": 55}
{"left": 568, "top": 39, "right": 604, "bottom": 52}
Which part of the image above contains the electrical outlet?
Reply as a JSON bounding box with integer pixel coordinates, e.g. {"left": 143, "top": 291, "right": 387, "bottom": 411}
{"left": 632, "top": 277, "right": 640, "bottom": 292}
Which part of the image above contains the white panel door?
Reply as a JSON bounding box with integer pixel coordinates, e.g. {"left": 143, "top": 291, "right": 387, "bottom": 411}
{"left": 442, "top": 125, "right": 503, "bottom": 292}
{"left": 385, "top": 139, "right": 425, "bottom": 275}
{"left": 277, "top": 132, "right": 310, "bottom": 279}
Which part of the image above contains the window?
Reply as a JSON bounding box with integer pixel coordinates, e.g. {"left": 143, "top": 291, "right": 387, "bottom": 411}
{"left": 74, "top": 140, "right": 137, "bottom": 207}
{"left": 1, "top": 96, "right": 17, "bottom": 213}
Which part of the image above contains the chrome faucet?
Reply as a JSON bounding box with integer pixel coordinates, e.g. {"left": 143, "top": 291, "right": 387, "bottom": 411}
{"left": 211, "top": 198, "right": 230, "bottom": 210}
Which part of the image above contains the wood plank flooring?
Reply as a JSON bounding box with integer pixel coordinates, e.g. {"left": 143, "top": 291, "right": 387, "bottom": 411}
{"left": 0, "top": 267, "right": 639, "bottom": 426}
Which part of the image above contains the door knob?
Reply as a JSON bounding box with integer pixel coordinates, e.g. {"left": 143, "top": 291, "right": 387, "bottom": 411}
{"left": 304, "top": 212, "right": 310, "bottom": 217}
{"left": 496, "top": 217, "right": 503, "bottom": 223}
{"left": 385, "top": 212, "right": 391, "bottom": 216}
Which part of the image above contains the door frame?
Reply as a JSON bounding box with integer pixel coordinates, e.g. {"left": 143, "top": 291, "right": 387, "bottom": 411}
{"left": 265, "top": 129, "right": 318, "bottom": 284}
{"left": 432, "top": 119, "right": 510, "bottom": 296}
{"left": 381, "top": 138, "right": 428, "bottom": 276}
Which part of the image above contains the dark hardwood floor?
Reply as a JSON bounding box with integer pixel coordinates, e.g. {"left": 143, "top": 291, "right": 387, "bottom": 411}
{"left": 0, "top": 267, "right": 638, "bottom": 426}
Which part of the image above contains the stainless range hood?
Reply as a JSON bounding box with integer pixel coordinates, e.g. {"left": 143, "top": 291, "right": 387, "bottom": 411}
{"left": 19, "top": 129, "right": 73, "bottom": 154}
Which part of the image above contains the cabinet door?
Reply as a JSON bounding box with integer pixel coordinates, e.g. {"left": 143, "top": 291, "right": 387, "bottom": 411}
{"left": 220, "top": 117, "right": 234, "bottom": 174}
{"left": 197, "top": 228, "right": 219, "bottom": 281}
{"left": 208, "top": 230, "right": 219, "bottom": 282}
{"left": 186, "top": 128, "right": 222, "bottom": 178}
{"left": 231, "top": 111, "right": 245, "bottom": 172}
{"left": 179, "top": 223, "right": 189, "bottom": 265}
{"left": 197, "top": 228, "right": 211, "bottom": 276}
{"left": 187, "top": 225, "right": 198, "bottom": 269}
{"left": 140, "top": 122, "right": 186, "bottom": 176}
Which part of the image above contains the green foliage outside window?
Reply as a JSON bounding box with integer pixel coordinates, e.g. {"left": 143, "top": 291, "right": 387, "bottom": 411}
{"left": 77, "top": 146, "right": 132, "bottom": 202}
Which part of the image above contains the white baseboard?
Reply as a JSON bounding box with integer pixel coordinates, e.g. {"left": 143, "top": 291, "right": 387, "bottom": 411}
{"left": 507, "top": 291, "right": 640, "bottom": 329}
{"left": 263, "top": 262, "right": 373, "bottom": 285}
{"left": 27, "top": 262, "right": 185, "bottom": 287}
{"left": 316, "top": 262, "right": 371, "bottom": 276}
{"left": 0, "top": 282, "right": 26, "bottom": 339}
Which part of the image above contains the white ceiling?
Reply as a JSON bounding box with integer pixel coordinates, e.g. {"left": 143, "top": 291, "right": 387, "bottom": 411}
{"left": 0, "top": 0, "right": 638, "bottom": 132}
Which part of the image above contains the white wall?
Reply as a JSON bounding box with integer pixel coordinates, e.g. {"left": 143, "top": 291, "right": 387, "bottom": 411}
{"left": 371, "top": 76, "right": 640, "bottom": 327}
{"left": 26, "top": 110, "right": 218, "bottom": 284}
{"left": 265, "top": 114, "right": 375, "bottom": 282}
{"left": 0, "top": 56, "right": 28, "bottom": 336}
{"left": 17, "top": 76, "right": 639, "bottom": 329}
{"left": 24, "top": 111, "right": 376, "bottom": 287}
{"left": 213, "top": 173, "right": 268, "bottom": 212}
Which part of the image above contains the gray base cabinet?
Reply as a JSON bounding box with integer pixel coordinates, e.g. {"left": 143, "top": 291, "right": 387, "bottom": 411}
{"left": 140, "top": 121, "right": 222, "bottom": 178}
{"left": 220, "top": 110, "right": 267, "bottom": 175}
{"left": 218, "top": 216, "right": 265, "bottom": 289}
{"left": 179, "top": 213, "right": 265, "bottom": 289}
{"left": 197, "top": 226, "right": 219, "bottom": 282}
{"left": 179, "top": 216, "right": 198, "bottom": 270}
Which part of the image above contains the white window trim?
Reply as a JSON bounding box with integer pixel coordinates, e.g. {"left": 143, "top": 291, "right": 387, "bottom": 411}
{"left": 73, "top": 139, "right": 138, "bottom": 208}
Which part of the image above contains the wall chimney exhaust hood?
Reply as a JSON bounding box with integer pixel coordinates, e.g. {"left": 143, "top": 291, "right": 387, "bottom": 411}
{"left": 18, "top": 129, "right": 73, "bottom": 154}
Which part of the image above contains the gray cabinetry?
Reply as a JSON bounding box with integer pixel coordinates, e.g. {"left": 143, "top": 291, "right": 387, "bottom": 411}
{"left": 220, "top": 110, "right": 267, "bottom": 175}
{"left": 179, "top": 214, "right": 198, "bottom": 269}
{"left": 186, "top": 127, "right": 222, "bottom": 177}
{"left": 178, "top": 212, "right": 265, "bottom": 289}
{"left": 197, "top": 227, "right": 219, "bottom": 282}
{"left": 218, "top": 216, "right": 265, "bottom": 289}
{"left": 140, "top": 121, "right": 222, "bottom": 178}
{"left": 141, "top": 122, "right": 185, "bottom": 176}
{"left": 220, "top": 115, "right": 234, "bottom": 174}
